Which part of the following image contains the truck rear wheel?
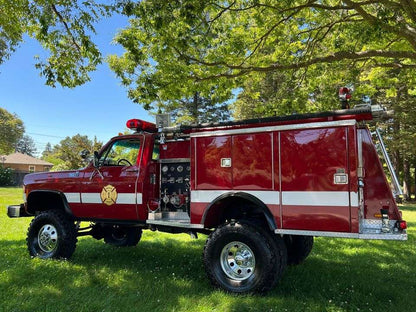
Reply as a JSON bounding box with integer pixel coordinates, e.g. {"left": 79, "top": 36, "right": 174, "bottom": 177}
{"left": 284, "top": 235, "right": 314, "bottom": 265}
{"left": 104, "top": 226, "right": 142, "bottom": 247}
{"left": 27, "top": 210, "right": 77, "bottom": 259}
{"left": 203, "top": 221, "right": 287, "bottom": 294}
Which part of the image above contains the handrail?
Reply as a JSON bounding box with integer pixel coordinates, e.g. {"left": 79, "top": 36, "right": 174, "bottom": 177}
{"left": 375, "top": 129, "right": 403, "bottom": 196}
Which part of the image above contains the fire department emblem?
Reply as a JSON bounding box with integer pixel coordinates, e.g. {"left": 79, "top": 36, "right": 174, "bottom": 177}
{"left": 100, "top": 185, "right": 118, "bottom": 206}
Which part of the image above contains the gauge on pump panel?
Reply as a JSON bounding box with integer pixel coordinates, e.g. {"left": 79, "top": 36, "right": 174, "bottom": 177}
{"left": 177, "top": 165, "right": 183, "bottom": 173}
{"left": 186, "top": 166, "right": 191, "bottom": 172}
{"left": 162, "top": 165, "right": 169, "bottom": 173}
{"left": 170, "top": 166, "right": 175, "bottom": 172}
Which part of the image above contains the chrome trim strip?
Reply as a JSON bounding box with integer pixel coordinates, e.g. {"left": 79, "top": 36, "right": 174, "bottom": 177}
{"left": 190, "top": 120, "right": 357, "bottom": 138}
{"left": 64, "top": 192, "right": 81, "bottom": 203}
{"left": 274, "top": 229, "right": 407, "bottom": 240}
{"left": 194, "top": 138, "right": 197, "bottom": 188}
{"left": 350, "top": 192, "right": 359, "bottom": 207}
{"left": 191, "top": 190, "right": 357, "bottom": 207}
{"left": 282, "top": 191, "right": 354, "bottom": 207}
{"left": 278, "top": 132, "right": 282, "bottom": 228}
{"left": 81, "top": 193, "right": 101, "bottom": 204}
{"left": 357, "top": 129, "right": 363, "bottom": 176}
{"left": 146, "top": 219, "right": 204, "bottom": 229}
{"left": 80, "top": 193, "right": 142, "bottom": 204}
{"left": 271, "top": 133, "right": 274, "bottom": 190}
{"left": 191, "top": 190, "right": 280, "bottom": 205}
{"left": 159, "top": 158, "right": 190, "bottom": 163}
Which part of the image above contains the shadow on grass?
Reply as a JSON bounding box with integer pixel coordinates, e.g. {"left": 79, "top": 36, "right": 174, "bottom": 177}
{"left": 399, "top": 204, "right": 416, "bottom": 212}
{"left": 1, "top": 231, "right": 415, "bottom": 312}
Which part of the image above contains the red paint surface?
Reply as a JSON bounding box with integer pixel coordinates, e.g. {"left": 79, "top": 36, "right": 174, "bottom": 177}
{"left": 282, "top": 205, "right": 350, "bottom": 231}
{"left": 195, "top": 136, "right": 232, "bottom": 189}
{"left": 232, "top": 133, "right": 273, "bottom": 190}
{"left": 360, "top": 128, "right": 401, "bottom": 220}
{"left": 280, "top": 127, "right": 349, "bottom": 192}
{"left": 159, "top": 140, "right": 190, "bottom": 159}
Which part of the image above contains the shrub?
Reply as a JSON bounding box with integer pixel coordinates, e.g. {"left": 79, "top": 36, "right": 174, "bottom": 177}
{"left": 0, "top": 167, "right": 14, "bottom": 186}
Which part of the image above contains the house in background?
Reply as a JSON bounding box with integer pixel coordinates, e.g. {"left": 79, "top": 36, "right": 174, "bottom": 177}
{"left": 1, "top": 152, "right": 53, "bottom": 185}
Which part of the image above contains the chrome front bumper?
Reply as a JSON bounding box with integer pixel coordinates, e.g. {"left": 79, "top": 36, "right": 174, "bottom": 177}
{"left": 7, "top": 204, "right": 30, "bottom": 218}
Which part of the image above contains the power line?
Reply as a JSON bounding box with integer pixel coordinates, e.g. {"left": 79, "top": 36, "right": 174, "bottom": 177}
{"left": 27, "top": 132, "right": 65, "bottom": 139}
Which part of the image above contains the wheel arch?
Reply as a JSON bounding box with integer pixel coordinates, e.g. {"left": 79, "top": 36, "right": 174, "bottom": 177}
{"left": 201, "top": 192, "right": 277, "bottom": 231}
{"left": 26, "top": 190, "right": 73, "bottom": 216}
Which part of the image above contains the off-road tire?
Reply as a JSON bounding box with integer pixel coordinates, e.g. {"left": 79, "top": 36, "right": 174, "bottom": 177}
{"left": 27, "top": 209, "right": 77, "bottom": 259}
{"left": 284, "top": 235, "right": 314, "bottom": 265}
{"left": 104, "top": 226, "right": 142, "bottom": 247}
{"left": 203, "top": 221, "right": 287, "bottom": 294}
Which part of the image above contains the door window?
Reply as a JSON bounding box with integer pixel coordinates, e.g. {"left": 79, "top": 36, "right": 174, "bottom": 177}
{"left": 100, "top": 139, "right": 141, "bottom": 166}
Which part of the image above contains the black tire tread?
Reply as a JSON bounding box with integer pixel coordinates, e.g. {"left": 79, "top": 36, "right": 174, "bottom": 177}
{"left": 203, "top": 220, "right": 287, "bottom": 294}
{"left": 27, "top": 209, "right": 77, "bottom": 259}
{"left": 104, "top": 227, "right": 142, "bottom": 247}
{"left": 284, "top": 235, "right": 314, "bottom": 265}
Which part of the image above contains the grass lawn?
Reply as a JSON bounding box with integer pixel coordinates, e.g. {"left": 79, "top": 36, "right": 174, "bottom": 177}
{"left": 1, "top": 186, "right": 415, "bottom": 312}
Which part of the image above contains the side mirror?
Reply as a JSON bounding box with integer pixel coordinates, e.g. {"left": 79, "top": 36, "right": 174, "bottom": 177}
{"left": 93, "top": 151, "right": 100, "bottom": 168}
{"left": 80, "top": 149, "right": 90, "bottom": 159}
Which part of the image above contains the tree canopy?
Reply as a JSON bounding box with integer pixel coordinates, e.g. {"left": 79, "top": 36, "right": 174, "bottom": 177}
{"left": 109, "top": 0, "right": 416, "bottom": 106}
{"left": 0, "top": 0, "right": 116, "bottom": 87}
{"left": 15, "top": 134, "right": 37, "bottom": 156}
{"left": 0, "top": 108, "right": 24, "bottom": 154}
{"left": 42, "top": 134, "right": 102, "bottom": 170}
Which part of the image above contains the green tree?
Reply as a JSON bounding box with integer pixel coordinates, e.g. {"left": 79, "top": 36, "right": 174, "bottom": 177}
{"left": 108, "top": 0, "right": 416, "bottom": 108}
{"left": 160, "top": 92, "right": 230, "bottom": 125}
{"left": 0, "top": 107, "right": 24, "bottom": 154}
{"left": 48, "top": 134, "right": 102, "bottom": 170}
{"left": 0, "top": 0, "right": 116, "bottom": 87}
{"left": 41, "top": 142, "right": 52, "bottom": 158}
{"left": 3, "top": 1, "right": 416, "bottom": 91}
{"left": 354, "top": 66, "right": 416, "bottom": 200}
{"left": 15, "top": 134, "right": 37, "bottom": 156}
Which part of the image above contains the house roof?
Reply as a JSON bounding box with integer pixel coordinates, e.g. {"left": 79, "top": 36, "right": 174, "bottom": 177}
{"left": 1, "top": 152, "right": 53, "bottom": 166}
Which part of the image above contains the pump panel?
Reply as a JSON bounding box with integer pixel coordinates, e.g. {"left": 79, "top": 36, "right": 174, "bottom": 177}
{"left": 160, "top": 160, "right": 191, "bottom": 213}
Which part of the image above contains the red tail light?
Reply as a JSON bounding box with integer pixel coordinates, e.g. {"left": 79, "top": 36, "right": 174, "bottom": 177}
{"left": 399, "top": 221, "right": 407, "bottom": 230}
{"left": 126, "top": 119, "right": 157, "bottom": 133}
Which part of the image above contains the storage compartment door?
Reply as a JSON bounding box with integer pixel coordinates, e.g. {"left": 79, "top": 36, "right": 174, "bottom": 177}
{"left": 280, "top": 127, "right": 351, "bottom": 232}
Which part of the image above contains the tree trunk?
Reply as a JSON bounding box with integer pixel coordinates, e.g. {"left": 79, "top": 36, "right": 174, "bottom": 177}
{"left": 192, "top": 92, "right": 199, "bottom": 123}
{"left": 403, "top": 158, "right": 411, "bottom": 201}
{"left": 413, "top": 161, "right": 416, "bottom": 201}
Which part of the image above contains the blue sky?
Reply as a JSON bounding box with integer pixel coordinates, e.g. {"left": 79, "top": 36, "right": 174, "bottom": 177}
{"left": 0, "top": 15, "right": 152, "bottom": 156}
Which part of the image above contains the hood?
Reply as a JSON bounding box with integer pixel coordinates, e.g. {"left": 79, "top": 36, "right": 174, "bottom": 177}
{"left": 23, "top": 170, "right": 81, "bottom": 185}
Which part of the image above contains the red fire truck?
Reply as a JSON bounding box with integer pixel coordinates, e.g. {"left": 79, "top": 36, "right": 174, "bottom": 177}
{"left": 7, "top": 108, "right": 407, "bottom": 294}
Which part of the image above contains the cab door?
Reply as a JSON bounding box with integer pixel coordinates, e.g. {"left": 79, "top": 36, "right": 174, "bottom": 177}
{"left": 80, "top": 136, "right": 143, "bottom": 220}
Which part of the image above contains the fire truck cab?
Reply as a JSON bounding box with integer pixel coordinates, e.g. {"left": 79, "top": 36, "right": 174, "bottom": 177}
{"left": 7, "top": 108, "right": 407, "bottom": 294}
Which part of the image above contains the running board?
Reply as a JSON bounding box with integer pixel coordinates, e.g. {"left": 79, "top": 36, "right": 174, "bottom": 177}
{"left": 274, "top": 229, "right": 407, "bottom": 241}
{"left": 146, "top": 219, "right": 204, "bottom": 229}
{"left": 147, "top": 211, "right": 204, "bottom": 229}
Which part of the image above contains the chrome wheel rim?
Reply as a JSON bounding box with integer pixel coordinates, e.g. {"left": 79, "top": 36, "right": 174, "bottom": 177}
{"left": 220, "top": 241, "right": 255, "bottom": 281}
{"left": 38, "top": 224, "right": 58, "bottom": 253}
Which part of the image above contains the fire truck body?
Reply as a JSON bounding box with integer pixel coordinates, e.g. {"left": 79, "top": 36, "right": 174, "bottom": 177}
{"left": 7, "top": 108, "right": 407, "bottom": 293}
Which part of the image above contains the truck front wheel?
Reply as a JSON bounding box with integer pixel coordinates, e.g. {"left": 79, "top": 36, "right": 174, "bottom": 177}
{"left": 203, "top": 221, "right": 287, "bottom": 294}
{"left": 27, "top": 210, "right": 77, "bottom": 259}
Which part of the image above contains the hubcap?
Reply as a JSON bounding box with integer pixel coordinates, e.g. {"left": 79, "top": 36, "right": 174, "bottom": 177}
{"left": 38, "top": 224, "right": 58, "bottom": 253}
{"left": 220, "top": 241, "right": 255, "bottom": 281}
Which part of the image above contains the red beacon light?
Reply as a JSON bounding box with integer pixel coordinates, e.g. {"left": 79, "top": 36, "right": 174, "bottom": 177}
{"left": 339, "top": 87, "right": 352, "bottom": 101}
{"left": 126, "top": 119, "right": 157, "bottom": 133}
{"left": 339, "top": 87, "right": 352, "bottom": 109}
